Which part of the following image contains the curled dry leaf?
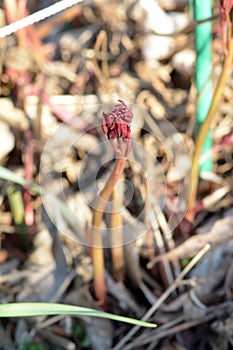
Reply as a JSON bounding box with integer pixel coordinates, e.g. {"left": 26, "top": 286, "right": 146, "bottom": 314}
{"left": 151, "top": 215, "right": 233, "bottom": 263}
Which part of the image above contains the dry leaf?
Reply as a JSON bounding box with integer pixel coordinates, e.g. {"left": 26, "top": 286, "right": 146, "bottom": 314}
{"left": 151, "top": 215, "right": 233, "bottom": 263}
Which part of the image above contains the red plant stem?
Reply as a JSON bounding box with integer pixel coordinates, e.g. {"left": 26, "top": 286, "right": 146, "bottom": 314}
{"left": 110, "top": 181, "right": 125, "bottom": 280}
{"left": 92, "top": 156, "right": 126, "bottom": 305}
{"left": 4, "top": 0, "right": 43, "bottom": 52}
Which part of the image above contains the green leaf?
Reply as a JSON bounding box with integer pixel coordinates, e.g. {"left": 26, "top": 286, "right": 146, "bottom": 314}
{"left": 0, "top": 302, "right": 157, "bottom": 328}
{"left": 0, "top": 166, "right": 79, "bottom": 227}
{"left": 19, "top": 339, "right": 45, "bottom": 350}
{"left": 0, "top": 166, "right": 41, "bottom": 194}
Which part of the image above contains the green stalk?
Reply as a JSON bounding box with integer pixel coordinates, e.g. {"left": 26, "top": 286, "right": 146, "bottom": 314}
{"left": 189, "top": 0, "right": 194, "bottom": 18}
{"left": 194, "top": 0, "right": 213, "bottom": 172}
{"left": 188, "top": 29, "right": 233, "bottom": 211}
{"left": 7, "top": 185, "right": 25, "bottom": 226}
{"left": 6, "top": 185, "right": 32, "bottom": 249}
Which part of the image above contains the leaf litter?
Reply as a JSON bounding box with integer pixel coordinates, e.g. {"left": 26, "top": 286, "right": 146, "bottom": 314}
{"left": 0, "top": 0, "right": 233, "bottom": 349}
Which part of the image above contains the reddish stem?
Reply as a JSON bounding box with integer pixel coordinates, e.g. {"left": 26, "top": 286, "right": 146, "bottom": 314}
{"left": 91, "top": 156, "right": 126, "bottom": 305}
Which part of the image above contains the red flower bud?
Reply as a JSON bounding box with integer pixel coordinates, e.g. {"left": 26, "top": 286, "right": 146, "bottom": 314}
{"left": 102, "top": 100, "right": 133, "bottom": 156}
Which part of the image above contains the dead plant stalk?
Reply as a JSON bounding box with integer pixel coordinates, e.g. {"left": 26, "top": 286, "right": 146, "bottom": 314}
{"left": 188, "top": 27, "right": 233, "bottom": 213}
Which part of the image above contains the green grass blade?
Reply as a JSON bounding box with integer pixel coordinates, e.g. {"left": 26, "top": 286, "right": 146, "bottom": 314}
{"left": 0, "top": 302, "right": 157, "bottom": 328}
{"left": 0, "top": 166, "right": 79, "bottom": 228}
{"left": 0, "top": 166, "right": 41, "bottom": 194}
